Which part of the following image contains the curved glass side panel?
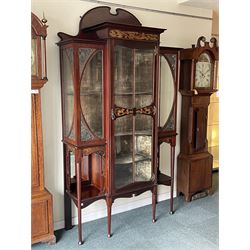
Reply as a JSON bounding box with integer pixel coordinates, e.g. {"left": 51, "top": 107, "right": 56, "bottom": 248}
{"left": 62, "top": 47, "right": 75, "bottom": 139}
{"left": 159, "top": 55, "right": 175, "bottom": 130}
{"left": 80, "top": 49, "right": 103, "bottom": 140}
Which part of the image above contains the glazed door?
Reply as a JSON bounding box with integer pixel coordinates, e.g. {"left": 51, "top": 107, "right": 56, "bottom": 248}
{"left": 112, "top": 43, "right": 157, "bottom": 190}
{"left": 193, "top": 107, "right": 208, "bottom": 152}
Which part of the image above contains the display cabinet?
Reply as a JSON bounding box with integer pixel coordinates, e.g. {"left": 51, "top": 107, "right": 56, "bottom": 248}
{"left": 31, "top": 12, "right": 55, "bottom": 244}
{"left": 158, "top": 47, "right": 180, "bottom": 213}
{"left": 57, "top": 6, "right": 165, "bottom": 244}
{"left": 177, "top": 36, "right": 218, "bottom": 202}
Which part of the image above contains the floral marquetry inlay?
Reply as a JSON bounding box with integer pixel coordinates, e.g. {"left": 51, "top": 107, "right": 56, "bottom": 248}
{"left": 109, "top": 29, "right": 159, "bottom": 41}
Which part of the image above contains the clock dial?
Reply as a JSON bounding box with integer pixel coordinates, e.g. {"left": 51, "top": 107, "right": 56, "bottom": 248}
{"left": 195, "top": 52, "right": 212, "bottom": 88}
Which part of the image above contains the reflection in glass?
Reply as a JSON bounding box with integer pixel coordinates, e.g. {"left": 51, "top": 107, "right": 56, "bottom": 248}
{"left": 114, "top": 46, "right": 133, "bottom": 93}
{"left": 115, "top": 95, "right": 133, "bottom": 109}
{"left": 135, "top": 49, "right": 154, "bottom": 93}
{"left": 62, "top": 48, "right": 75, "bottom": 139}
{"left": 135, "top": 115, "right": 152, "bottom": 181}
{"left": 115, "top": 115, "right": 133, "bottom": 188}
{"left": 159, "top": 55, "right": 175, "bottom": 129}
{"left": 135, "top": 94, "right": 152, "bottom": 109}
{"left": 135, "top": 114, "right": 152, "bottom": 133}
{"left": 80, "top": 49, "right": 103, "bottom": 140}
{"left": 115, "top": 114, "right": 133, "bottom": 136}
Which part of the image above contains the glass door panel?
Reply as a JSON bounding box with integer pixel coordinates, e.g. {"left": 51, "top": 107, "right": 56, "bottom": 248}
{"left": 135, "top": 115, "right": 153, "bottom": 182}
{"left": 113, "top": 44, "right": 155, "bottom": 189}
{"left": 115, "top": 115, "right": 133, "bottom": 188}
{"left": 62, "top": 48, "right": 75, "bottom": 139}
{"left": 80, "top": 49, "right": 103, "bottom": 140}
{"left": 114, "top": 46, "right": 133, "bottom": 94}
{"left": 135, "top": 49, "right": 154, "bottom": 94}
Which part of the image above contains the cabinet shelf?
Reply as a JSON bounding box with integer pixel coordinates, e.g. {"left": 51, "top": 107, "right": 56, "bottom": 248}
{"left": 158, "top": 172, "right": 172, "bottom": 186}
{"left": 66, "top": 91, "right": 102, "bottom": 96}
{"left": 114, "top": 91, "right": 152, "bottom": 96}
{"left": 69, "top": 183, "right": 104, "bottom": 203}
{"left": 116, "top": 153, "right": 151, "bottom": 165}
{"left": 115, "top": 131, "right": 152, "bottom": 136}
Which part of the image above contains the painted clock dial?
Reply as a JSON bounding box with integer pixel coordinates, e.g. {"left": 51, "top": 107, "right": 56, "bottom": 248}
{"left": 195, "top": 52, "right": 212, "bottom": 88}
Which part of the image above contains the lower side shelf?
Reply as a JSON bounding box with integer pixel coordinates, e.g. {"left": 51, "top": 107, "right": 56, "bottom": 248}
{"left": 68, "top": 183, "right": 105, "bottom": 206}
{"left": 158, "top": 172, "right": 172, "bottom": 186}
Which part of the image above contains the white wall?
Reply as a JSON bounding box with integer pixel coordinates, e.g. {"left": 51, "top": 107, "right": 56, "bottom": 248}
{"left": 31, "top": 0, "right": 212, "bottom": 230}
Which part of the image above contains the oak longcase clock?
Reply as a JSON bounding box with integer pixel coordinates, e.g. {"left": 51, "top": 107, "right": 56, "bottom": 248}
{"left": 177, "top": 36, "right": 218, "bottom": 202}
{"left": 31, "top": 12, "right": 55, "bottom": 244}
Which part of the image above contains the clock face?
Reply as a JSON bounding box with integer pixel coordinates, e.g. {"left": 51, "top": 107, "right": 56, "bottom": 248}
{"left": 195, "top": 52, "right": 212, "bottom": 88}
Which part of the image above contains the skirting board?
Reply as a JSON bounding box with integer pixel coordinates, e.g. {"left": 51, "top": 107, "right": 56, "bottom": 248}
{"left": 54, "top": 190, "right": 176, "bottom": 230}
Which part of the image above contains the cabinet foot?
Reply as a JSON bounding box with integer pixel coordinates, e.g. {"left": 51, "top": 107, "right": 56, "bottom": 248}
{"left": 185, "top": 194, "right": 192, "bottom": 202}
{"left": 78, "top": 241, "right": 83, "bottom": 245}
{"left": 47, "top": 235, "right": 56, "bottom": 245}
{"left": 169, "top": 210, "right": 174, "bottom": 215}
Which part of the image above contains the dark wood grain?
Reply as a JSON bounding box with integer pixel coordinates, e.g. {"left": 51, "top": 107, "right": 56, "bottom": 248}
{"left": 177, "top": 37, "right": 219, "bottom": 202}
{"left": 57, "top": 7, "right": 166, "bottom": 244}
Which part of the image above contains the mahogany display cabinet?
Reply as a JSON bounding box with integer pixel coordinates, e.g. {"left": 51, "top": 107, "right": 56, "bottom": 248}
{"left": 57, "top": 6, "right": 179, "bottom": 244}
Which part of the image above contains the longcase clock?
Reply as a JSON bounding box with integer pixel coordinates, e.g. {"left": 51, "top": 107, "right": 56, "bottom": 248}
{"left": 177, "top": 36, "right": 218, "bottom": 202}
{"left": 31, "top": 12, "right": 55, "bottom": 244}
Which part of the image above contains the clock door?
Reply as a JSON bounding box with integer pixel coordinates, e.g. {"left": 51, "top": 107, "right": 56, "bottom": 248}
{"left": 112, "top": 43, "right": 156, "bottom": 190}
{"left": 193, "top": 107, "right": 208, "bottom": 152}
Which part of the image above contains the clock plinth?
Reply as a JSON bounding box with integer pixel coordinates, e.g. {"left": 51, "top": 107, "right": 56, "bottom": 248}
{"left": 177, "top": 152, "right": 213, "bottom": 202}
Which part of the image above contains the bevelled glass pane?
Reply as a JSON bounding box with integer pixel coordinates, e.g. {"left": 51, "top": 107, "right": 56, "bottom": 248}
{"left": 114, "top": 46, "right": 133, "bottom": 93}
{"left": 135, "top": 115, "right": 152, "bottom": 181}
{"left": 159, "top": 55, "right": 175, "bottom": 129}
{"left": 80, "top": 49, "right": 103, "bottom": 140}
{"left": 135, "top": 160, "right": 151, "bottom": 182}
{"left": 31, "top": 38, "right": 37, "bottom": 76}
{"left": 135, "top": 49, "right": 154, "bottom": 94}
{"left": 115, "top": 115, "right": 133, "bottom": 188}
{"left": 135, "top": 94, "right": 152, "bottom": 108}
{"left": 115, "top": 114, "right": 133, "bottom": 136}
{"left": 135, "top": 114, "right": 152, "bottom": 133}
{"left": 115, "top": 94, "right": 133, "bottom": 109}
{"left": 62, "top": 47, "right": 75, "bottom": 139}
